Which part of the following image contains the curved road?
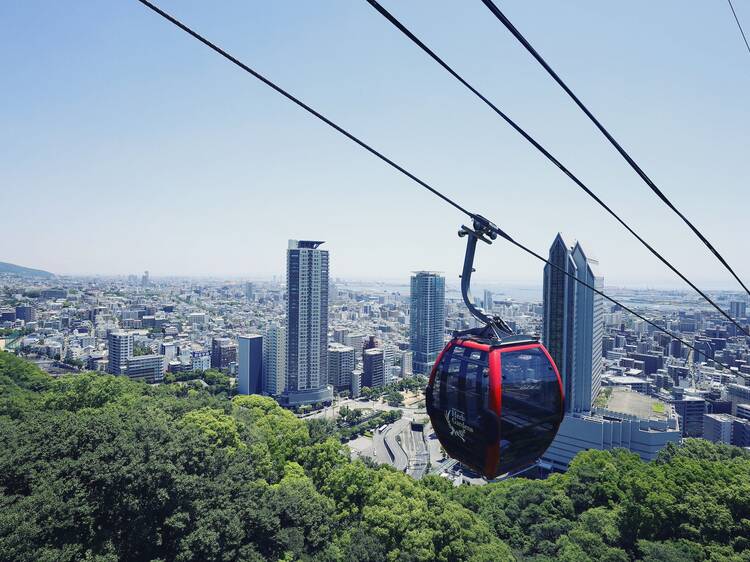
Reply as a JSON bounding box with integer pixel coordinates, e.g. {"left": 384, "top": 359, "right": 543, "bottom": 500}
{"left": 374, "top": 418, "right": 409, "bottom": 471}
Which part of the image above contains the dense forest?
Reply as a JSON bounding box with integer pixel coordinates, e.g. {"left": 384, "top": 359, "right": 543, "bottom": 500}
{"left": 2, "top": 351, "right": 750, "bottom": 562}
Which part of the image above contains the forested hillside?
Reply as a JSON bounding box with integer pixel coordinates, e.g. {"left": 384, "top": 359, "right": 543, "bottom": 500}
{"left": 0, "top": 261, "right": 54, "bottom": 278}
{"left": 1, "top": 351, "right": 749, "bottom": 562}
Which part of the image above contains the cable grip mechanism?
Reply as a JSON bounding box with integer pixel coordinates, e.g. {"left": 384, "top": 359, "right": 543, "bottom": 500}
{"left": 458, "top": 215, "right": 513, "bottom": 338}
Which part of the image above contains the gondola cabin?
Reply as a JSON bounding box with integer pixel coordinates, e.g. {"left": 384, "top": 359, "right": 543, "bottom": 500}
{"left": 426, "top": 333, "right": 564, "bottom": 479}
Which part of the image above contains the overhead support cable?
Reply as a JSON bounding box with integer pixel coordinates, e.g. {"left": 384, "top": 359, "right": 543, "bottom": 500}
{"left": 134, "top": 0, "right": 743, "bottom": 371}
{"left": 727, "top": 0, "right": 750, "bottom": 55}
{"left": 136, "top": 0, "right": 472, "bottom": 220}
{"left": 480, "top": 0, "right": 750, "bottom": 298}
{"left": 362, "top": 0, "right": 750, "bottom": 338}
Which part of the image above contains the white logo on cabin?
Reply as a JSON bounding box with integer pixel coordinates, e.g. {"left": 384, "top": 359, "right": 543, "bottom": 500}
{"left": 445, "top": 408, "right": 472, "bottom": 442}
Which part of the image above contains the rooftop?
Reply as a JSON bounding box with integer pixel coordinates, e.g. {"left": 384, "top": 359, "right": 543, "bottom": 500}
{"left": 288, "top": 240, "right": 325, "bottom": 249}
{"left": 607, "top": 375, "right": 648, "bottom": 385}
{"left": 606, "top": 388, "right": 669, "bottom": 421}
{"left": 705, "top": 413, "right": 735, "bottom": 423}
{"left": 329, "top": 342, "right": 355, "bottom": 351}
{"left": 238, "top": 334, "right": 262, "bottom": 340}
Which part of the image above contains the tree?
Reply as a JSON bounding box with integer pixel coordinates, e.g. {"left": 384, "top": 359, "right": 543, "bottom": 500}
{"left": 338, "top": 405, "right": 351, "bottom": 422}
{"left": 179, "top": 407, "right": 244, "bottom": 451}
{"left": 4, "top": 352, "right": 750, "bottom": 562}
{"left": 132, "top": 343, "right": 153, "bottom": 356}
{"left": 385, "top": 389, "right": 404, "bottom": 407}
{"left": 307, "top": 418, "right": 340, "bottom": 444}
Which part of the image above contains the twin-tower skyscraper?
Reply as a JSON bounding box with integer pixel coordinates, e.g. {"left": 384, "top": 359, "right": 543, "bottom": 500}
{"left": 542, "top": 233, "right": 604, "bottom": 414}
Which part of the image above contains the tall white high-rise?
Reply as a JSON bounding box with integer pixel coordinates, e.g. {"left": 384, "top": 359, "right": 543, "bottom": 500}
{"left": 263, "top": 324, "right": 286, "bottom": 396}
{"left": 284, "top": 240, "right": 333, "bottom": 405}
{"left": 542, "top": 234, "right": 604, "bottom": 413}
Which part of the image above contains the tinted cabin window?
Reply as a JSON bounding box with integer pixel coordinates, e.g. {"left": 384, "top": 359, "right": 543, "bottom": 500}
{"left": 497, "top": 346, "right": 562, "bottom": 475}
{"left": 429, "top": 346, "right": 491, "bottom": 472}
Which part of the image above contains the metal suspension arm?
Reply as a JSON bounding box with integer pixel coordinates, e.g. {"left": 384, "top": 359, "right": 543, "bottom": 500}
{"left": 458, "top": 216, "right": 513, "bottom": 337}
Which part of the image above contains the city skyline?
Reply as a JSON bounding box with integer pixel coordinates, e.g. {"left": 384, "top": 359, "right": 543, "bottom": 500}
{"left": 4, "top": 2, "right": 750, "bottom": 558}
{"left": 3, "top": 230, "right": 750, "bottom": 475}
{"left": 2, "top": 1, "right": 749, "bottom": 288}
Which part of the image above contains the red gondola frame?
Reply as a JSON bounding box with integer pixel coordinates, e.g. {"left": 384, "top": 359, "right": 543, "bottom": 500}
{"left": 427, "top": 337, "right": 564, "bottom": 478}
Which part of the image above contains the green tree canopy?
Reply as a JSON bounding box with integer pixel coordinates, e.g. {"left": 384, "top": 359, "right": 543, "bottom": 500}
{"left": 3, "top": 350, "right": 750, "bottom": 562}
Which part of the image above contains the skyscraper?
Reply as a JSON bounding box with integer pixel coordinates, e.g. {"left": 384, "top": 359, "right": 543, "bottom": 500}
{"left": 107, "top": 330, "right": 133, "bottom": 375}
{"left": 571, "top": 241, "right": 604, "bottom": 412}
{"left": 263, "top": 324, "right": 286, "bottom": 396}
{"left": 410, "top": 271, "right": 445, "bottom": 375}
{"left": 542, "top": 234, "right": 604, "bottom": 413}
{"left": 284, "top": 240, "right": 333, "bottom": 405}
{"left": 238, "top": 334, "right": 263, "bottom": 395}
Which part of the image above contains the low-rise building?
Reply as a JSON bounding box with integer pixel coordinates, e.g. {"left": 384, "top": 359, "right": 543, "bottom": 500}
{"left": 191, "top": 350, "right": 211, "bottom": 372}
{"left": 126, "top": 354, "right": 166, "bottom": 384}
{"left": 732, "top": 418, "right": 750, "bottom": 447}
{"left": 211, "top": 337, "right": 236, "bottom": 370}
{"left": 727, "top": 384, "right": 750, "bottom": 415}
{"left": 363, "top": 348, "right": 385, "bottom": 389}
{"left": 543, "top": 388, "right": 681, "bottom": 471}
{"left": 328, "top": 342, "right": 355, "bottom": 391}
{"left": 668, "top": 395, "right": 706, "bottom": 437}
{"left": 703, "top": 413, "right": 734, "bottom": 444}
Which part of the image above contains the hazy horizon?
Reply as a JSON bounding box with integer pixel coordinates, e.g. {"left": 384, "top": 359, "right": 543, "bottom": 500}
{"left": 7, "top": 260, "right": 750, "bottom": 294}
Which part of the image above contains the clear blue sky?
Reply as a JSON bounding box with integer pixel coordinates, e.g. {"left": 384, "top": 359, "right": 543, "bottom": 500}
{"left": 2, "top": 1, "right": 748, "bottom": 289}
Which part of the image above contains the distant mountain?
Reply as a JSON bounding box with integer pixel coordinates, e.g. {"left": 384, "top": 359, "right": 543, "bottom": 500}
{"left": 0, "top": 261, "right": 55, "bottom": 278}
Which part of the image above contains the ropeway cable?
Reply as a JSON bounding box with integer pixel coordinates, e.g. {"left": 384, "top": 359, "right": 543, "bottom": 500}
{"left": 134, "top": 0, "right": 742, "bottom": 372}
{"left": 479, "top": 0, "right": 750, "bottom": 297}
{"left": 362, "top": 0, "right": 750, "bottom": 338}
{"left": 727, "top": 0, "right": 750, "bottom": 55}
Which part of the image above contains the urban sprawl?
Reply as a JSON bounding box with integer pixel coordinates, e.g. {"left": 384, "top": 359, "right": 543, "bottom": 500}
{"left": 2, "top": 235, "right": 749, "bottom": 483}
